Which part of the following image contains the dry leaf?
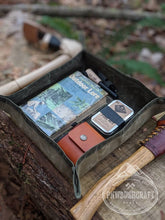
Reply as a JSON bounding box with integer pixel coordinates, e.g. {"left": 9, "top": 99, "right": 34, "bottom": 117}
{"left": 138, "top": 48, "right": 163, "bottom": 67}
{"left": 155, "top": 35, "right": 165, "bottom": 49}
{"left": 143, "top": 0, "right": 159, "bottom": 11}
{"left": 111, "top": 42, "right": 126, "bottom": 53}
{"left": 95, "top": 19, "right": 109, "bottom": 28}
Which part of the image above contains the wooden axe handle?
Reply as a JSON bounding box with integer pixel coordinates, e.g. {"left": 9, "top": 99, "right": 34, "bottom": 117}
{"left": 0, "top": 54, "right": 70, "bottom": 96}
{"left": 0, "top": 21, "right": 82, "bottom": 96}
{"left": 152, "top": 111, "right": 165, "bottom": 121}
{"left": 71, "top": 117, "right": 165, "bottom": 220}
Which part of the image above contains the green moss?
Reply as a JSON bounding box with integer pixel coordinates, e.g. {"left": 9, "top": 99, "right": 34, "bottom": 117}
{"left": 18, "top": 163, "right": 23, "bottom": 175}
{"left": 24, "top": 177, "right": 31, "bottom": 185}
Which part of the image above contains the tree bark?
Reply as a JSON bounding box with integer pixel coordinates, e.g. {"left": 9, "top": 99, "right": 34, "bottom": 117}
{"left": 0, "top": 110, "right": 102, "bottom": 220}
{"left": 0, "top": 4, "right": 165, "bottom": 21}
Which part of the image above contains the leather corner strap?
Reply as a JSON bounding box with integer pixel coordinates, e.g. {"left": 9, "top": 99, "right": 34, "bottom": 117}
{"left": 144, "top": 120, "right": 165, "bottom": 158}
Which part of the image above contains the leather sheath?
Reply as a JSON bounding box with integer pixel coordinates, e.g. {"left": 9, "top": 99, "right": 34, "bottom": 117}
{"left": 157, "top": 119, "right": 165, "bottom": 126}
{"left": 144, "top": 123, "right": 165, "bottom": 158}
{"left": 58, "top": 122, "right": 105, "bottom": 164}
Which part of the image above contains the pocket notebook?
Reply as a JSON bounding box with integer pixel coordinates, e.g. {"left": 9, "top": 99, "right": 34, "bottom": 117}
{"left": 57, "top": 122, "right": 105, "bottom": 164}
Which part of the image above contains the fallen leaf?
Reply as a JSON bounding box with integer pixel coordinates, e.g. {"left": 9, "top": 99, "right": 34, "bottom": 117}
{"left": 155, "top": 35, "right": 165, "bottom": 49}
{"left": 111, "top": 42, "right": 126, "bottom": 53}
{"left": 143, "top": 0, "right": 159, "bottom": 11}
{"left": 151, "top": 52, "right": 163, "bottom": 66}
{"left": 95, "top": 19, "right": 109, "bottom": 28}
{"left": 138, "top": 48, "right": 163, "bottom": 68}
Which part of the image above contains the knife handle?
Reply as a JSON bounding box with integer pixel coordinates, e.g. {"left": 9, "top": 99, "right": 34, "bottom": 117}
{"left": 70, "top": 146, "right": 154, "bottom": 220}
{"left": 71, "top": 120, "right": 165, "bottom": 220}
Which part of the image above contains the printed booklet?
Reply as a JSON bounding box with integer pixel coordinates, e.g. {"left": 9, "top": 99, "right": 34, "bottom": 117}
{"left": 21, "top": 71, "right": 108, "bottom": 138}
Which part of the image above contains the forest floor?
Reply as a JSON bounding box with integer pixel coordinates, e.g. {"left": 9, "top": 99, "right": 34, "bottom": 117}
{"left": 0, "top": 0, "right": 165, "bottom": 219}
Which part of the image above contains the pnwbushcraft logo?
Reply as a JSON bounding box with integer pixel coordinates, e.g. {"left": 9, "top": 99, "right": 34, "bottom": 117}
{"left": 102, "top": 163, "right": 158, "bottom": 215}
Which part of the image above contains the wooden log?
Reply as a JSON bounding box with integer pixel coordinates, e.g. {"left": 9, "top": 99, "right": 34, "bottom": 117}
{"left": 0, "top": 110, "right": 103, "bottom": 219}
{"left": 0, "top": 4, "right": 165, "bottom": 21}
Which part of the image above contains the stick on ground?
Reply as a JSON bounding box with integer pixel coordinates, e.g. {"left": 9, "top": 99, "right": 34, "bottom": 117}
{"left": 0, "top": 4, "right": 165, "bottom": 21}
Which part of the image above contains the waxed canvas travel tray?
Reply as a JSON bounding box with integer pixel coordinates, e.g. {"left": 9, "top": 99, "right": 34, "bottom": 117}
{"left": 0, "top": 50, "right": 165, "bottom": 198}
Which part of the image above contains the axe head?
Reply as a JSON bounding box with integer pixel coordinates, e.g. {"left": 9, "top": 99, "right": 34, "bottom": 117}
{"left": 23, "top": 21, "right": 45, "bottom": 44}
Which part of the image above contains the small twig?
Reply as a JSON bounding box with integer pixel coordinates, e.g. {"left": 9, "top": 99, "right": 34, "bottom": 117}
{"left": 0, "top": 4, "right": 165, "bottom": 21}
{"left": 22, "top": 144, "right": 31, "bottom": 165}
{"left": 127, "top": 35, "right": 150, "bottom": 43}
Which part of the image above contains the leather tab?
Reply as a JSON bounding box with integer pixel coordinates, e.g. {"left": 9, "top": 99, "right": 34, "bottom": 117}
{"left": 58, "top": 122, "right": 105, "bottom": 164}
{"left": 58, "top": 134, "right": 83, "bottom": 165}
{"left": 69, "top": 122, "right": 105, "bottom": 152}
{"left": 144, "top": 127, "right": 165, "bottom": 158}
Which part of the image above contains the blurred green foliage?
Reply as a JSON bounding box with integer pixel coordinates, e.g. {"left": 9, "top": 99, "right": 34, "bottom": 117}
{"left": 40, "top": 16, "right": 79, "bottom": 40}
{"left": 127, "top": 42, "right": 164, "bottom": 53}
{"left": 109, "top": 24, "right": 136, "bottom": 45}
{"left": 138, "top": 17, "right": 165, "bottom": 28}
{"left": 39, "top": 15, "right": 164, "bottom": 85}
{"left": 107, "top": 59, "right": 165, "bottom": 85}
{"left": 161, "top": 3, "right": 165, "bottom": 13}
{"left": 99, "top": 17, "right": 165, "bottom": 85}
{"left": 108, "top": 17, "right": 165, "bottom": 47}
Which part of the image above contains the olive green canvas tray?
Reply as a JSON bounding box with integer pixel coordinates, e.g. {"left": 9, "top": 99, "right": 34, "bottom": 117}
{"left": 0, "top": 51, "right": 165, "bottom": 198}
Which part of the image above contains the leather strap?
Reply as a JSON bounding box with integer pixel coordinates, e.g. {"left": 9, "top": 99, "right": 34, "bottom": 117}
{"left": 49, "top": 36, "right": 61, "bottom": 51}
{"left": 144, "top": 125, "right": 165, "bottom": 158}
{"left": 101, "top": 106, "right": 124, "bottom": 126}
{"left": 157, "top": 120, "right": 165, "bottom": 126}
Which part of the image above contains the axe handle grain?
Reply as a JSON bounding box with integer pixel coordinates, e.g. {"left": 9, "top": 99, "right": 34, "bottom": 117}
{"left": 70, "top": 146, "right": 154, "bottom": 220}
{"left": 0, "top": 54, "right": 70, "bottom": 96}
{"left": 153, "top": 111, "right": 165, "bottom": 121}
